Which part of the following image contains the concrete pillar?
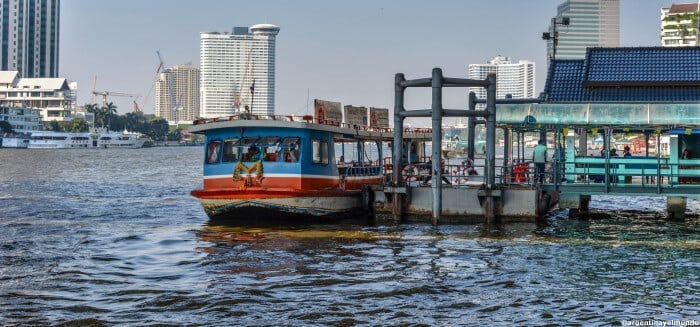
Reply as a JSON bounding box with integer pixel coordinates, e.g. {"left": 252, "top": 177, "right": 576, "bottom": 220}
{"left": 430, "top": 68, "right": 443, "bottom": 226}
{"left": 392, "top": 73, "right": 406, "bottom": 221}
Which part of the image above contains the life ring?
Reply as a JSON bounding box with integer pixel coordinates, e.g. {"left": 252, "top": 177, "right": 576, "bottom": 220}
{"left": 452, "top": 167, "right": 469, "bottom": 184}
{"left": 402, "top": 164, "right": 418, "bottom": 182}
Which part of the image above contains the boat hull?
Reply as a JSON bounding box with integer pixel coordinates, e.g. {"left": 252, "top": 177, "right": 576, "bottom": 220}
{"left": 191, "top": 188, "right": 368, "bottom": 220}
{"left": 0, "top": 137, "right": 29, "bottom": 148}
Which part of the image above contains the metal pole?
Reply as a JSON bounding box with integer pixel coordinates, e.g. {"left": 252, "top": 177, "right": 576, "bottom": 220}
{"left": 467, "top": 92, "right": 477, "bottom": 159}
{"left": 485, "top": 73, "right": 497, "bottom": 223}
{"left": 431, "top": 68, "right": 443, "bottom": 225}
{"left": 502, "top": 127, "right": 510, "bottom": 181}
{"left": 392, "top": 73, "right": 406, "bottom": 220}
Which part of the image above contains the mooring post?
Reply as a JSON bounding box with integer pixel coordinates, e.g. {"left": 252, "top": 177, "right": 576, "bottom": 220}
{"left": 392, "top": 73, "right": 406, "bottom": 221}
{"left": 431, "top": 68, "right": 443, "bottom": 226}
{"left": 502, "top": 127, "right": 511, "bottom": 179}
{"left": 467, "top": 92, "right": 477, "bottom": 160}
{"left": 485, "top": 73, "right": 497, "bottom": 224}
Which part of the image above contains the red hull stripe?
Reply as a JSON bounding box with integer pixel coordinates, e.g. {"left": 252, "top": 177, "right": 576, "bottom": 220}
{"left": 192, "top": 188, "right": 357, "bottom": 199}
{"left": 202, "top": 175, "right": 382, "bottom": 191}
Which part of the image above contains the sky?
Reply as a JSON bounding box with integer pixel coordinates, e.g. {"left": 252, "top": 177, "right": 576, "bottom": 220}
{"left": 60, "top": 0, "right": 675, "bottom": 123}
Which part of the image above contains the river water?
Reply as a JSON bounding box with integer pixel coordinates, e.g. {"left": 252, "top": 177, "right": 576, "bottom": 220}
{"left": 0, "top": 147, "right": 698, "bottom": 325}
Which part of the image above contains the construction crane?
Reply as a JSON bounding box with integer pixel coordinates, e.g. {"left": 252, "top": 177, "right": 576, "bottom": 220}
{"left": 233, "top": 47, "right": 254, "bottom": 113}
{"left": 92, "top": 91, "right": 140, "bottom": 109}
{"left": 143, "top": 51, "right": 165, "bottom": 112}
{"left": 90, "top": 76, "right": 98, "bottom": 104}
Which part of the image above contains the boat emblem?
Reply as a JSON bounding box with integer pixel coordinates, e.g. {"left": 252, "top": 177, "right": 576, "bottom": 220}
{"left": 233, "top": 160, "right": 264, "bottom": 187}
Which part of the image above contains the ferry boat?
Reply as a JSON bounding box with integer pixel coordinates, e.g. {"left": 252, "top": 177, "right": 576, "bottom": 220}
{"left": 96, "top": 131, "right": 149, "bottom": 149}
{"left": 189, "top": 114, "right": 431, "bottom": 220}
{"left": 27, "top": 130, "right": 148, "bottom": 149}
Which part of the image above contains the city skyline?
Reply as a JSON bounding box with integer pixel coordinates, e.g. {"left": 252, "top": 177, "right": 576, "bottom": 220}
{"left": 61, "top": 0, "right": 673, "bottom": 122}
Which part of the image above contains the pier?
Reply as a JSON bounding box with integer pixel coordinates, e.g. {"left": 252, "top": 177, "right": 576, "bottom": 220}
{"left": 375, "top": 62, "right": 700, "bottom": 224}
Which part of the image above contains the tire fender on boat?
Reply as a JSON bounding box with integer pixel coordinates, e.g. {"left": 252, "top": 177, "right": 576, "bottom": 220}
{"left": 361, "top": 184, "right": 374, "bottom": 212}
{"left": 538, "top": 191, "right": 551, "bottom": 218}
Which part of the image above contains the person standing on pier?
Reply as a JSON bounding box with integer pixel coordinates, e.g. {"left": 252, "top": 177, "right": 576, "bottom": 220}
{"left": 533, "top": 140, "right": 548, "bottom": 184}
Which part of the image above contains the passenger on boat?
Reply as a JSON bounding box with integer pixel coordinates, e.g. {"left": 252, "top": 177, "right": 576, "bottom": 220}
{"left": 622, "top": 145, "right": 632, "bottom": 183}
{"left": 244, "top": 145, "right": 260, "bottom": 161}
{"left": 610, "top": 148, "right": 618, "bottom": 182}
{"left": 533, "top": 140, "right": 547, "bottom": 184}
{"left": 264, "top": 142, "right": 280, "bottom": 162}
{"left": 462, "top": 156, "right": 477, "bottom": 175}
{"left": 287, "top": 145, "right": 299, "bottom": 162}
{"left": 207, "top": 141, "right": 220, "bottom": 164}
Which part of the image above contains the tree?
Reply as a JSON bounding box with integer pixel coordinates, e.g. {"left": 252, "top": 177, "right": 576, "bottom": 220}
{"left": 103, "top": 102, "right": 117, "bottom": 131}
{"left": 147, "top": 118, "right": 169, "bottom": 142}
{"left": 167, "top": 128, "right": 183, "bottom": 142}
{"left": 124, "top": 111, "right": 147, "bottom": 132}
{"left": 68, "top": 118, "right": 90, "bottom": 132}
{"left": 48, "top": 121, "right": 62, "bottom": 132}
{"left": 0, "top": 120, "right": 14, "bottom": 134}
{"left": 84, "top": 103, "right": 98, "bottom": 128}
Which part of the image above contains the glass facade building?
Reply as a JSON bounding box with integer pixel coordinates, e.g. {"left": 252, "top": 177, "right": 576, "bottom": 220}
{"left": 547, "top": 0, "right": 619, "bottom": 60}
{"left": 200, "top": 24, "right": 279, "bottom": 118}
{"left": 0, "top": 0, "right": 60, "bottom": 77}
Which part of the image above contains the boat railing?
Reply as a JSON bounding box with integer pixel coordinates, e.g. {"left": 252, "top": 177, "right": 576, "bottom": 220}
{"left": 192, "top": 115, "right": 432, "bottom": 135}
{"left": 345, "top": 165, "right": 382, "bottom": 177}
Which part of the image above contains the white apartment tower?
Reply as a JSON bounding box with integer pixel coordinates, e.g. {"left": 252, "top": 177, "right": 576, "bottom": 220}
{"left": 0, "top": 0, "right": 60, "bottom": 78}
{"left": 468, "top": 56, "right": 536, "bottom": 106}
{"left": 200, "top": 24, "right": 279, "bottom": 118}
{"left": 155, "top": 64, "right": 200, "bottom": 125}
{"left": 661, "top": 3, "right": 700, "bottom": 47}
{"left": 547, "top": 0, "right": 619, "bottom": 59}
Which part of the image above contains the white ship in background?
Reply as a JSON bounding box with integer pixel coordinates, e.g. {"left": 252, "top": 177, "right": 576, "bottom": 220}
{"left": 1, "top": 105, "right": 150, "bottom": 149}
{"left": 27, "top": 130, "right": 149, "bottom": 149}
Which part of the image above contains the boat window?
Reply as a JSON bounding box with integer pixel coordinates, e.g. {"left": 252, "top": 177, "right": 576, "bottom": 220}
{"left": 206, "top": 140, "right": 221, "bottom": 164}
{"left": 241, "top": 137, "right": 261, "bottom": 162}
{"left": 261, "top": 136, "right": 281, "bottom": 162}
{"left": 222, "top": 138, "right": 240, "bottom": 162}
{"left": 312, "top": 139, "right": 329, "bottom": 165}
{"left": 283, "top": 137, "right": 300, "bottom": 162}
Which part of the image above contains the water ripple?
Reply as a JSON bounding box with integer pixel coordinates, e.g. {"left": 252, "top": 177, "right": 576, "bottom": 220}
{"left": 0, "top": 148, "right": 698, "bottom": 325}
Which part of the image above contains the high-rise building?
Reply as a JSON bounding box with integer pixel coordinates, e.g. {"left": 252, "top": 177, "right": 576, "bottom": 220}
{"left": 661, "top": 3, "right": 700, "bottom": 47}
{"left": 0, "top": 0, "right": 60, "bottom": 78}
{"left": 200, "top": 24, "right": 280, "bottom": 118}
{"left": 547, "top": 0, "right": 619, "bottom": 60}
{"left": 468, "top": 56, "right": 536, "bottom": 106}
{"left": 156, "top": 64, "right": 200, "bottom": 125}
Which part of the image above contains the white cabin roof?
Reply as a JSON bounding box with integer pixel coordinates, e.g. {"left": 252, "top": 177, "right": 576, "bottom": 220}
{"left": 0, "top": 71, "right": 20, "bottom": 85}
{"left": 15, "top": 77, "right": 70, "bottom": 90}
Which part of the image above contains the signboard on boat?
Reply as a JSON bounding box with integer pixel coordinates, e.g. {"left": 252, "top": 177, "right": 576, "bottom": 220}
{"left": 314, "top": 99, "right": 342, "bottom": 125}
{"left": 344, "top": 105, "right": 368, "bottom": 127}
{"left": 370, "top": 107, "right": 389, "bottom": 128}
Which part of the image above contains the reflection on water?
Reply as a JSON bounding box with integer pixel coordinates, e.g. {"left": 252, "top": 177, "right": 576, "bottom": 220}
{"left": 0, "top": 147, "right": 698, "bottom": 325}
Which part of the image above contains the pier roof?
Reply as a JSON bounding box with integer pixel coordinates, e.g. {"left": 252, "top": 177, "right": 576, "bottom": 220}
{"left": 541, "top": 47, "right": 700, "bottom": 102}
